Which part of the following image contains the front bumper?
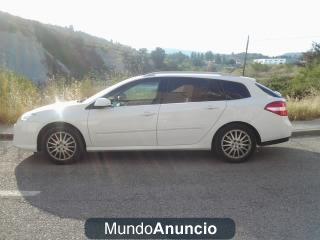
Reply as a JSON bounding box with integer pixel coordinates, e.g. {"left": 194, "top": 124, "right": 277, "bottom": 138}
{"left": 13, "top": 121, "right": 40, "bottom": 152}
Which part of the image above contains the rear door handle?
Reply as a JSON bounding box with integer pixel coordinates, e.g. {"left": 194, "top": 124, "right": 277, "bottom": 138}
{"left": 142, "top": 112, "right": 156, "bottom": 116}
{"left": 206, "top": 106, "right": 218, "bottom": 110}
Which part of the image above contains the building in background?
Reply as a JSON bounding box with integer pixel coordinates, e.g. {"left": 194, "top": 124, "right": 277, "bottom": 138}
{"left": 253, "top": 58, "right": 286, "bottom": 65}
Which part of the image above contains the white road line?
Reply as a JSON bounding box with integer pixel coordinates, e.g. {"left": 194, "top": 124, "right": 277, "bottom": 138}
{"left": 0, "top": 190, "right": 40, "bottom": 197}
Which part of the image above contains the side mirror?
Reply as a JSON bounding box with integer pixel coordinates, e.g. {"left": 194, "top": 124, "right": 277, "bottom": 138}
{"left": 93, "top": 98, "right": 112, "bottom": 108}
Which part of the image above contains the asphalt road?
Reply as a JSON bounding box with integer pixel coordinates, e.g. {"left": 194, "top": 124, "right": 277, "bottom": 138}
{"left": 0, "top": 137, "right": 320, "bottom": 240}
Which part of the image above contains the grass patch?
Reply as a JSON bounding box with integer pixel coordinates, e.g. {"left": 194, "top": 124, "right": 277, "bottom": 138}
{"left": 0, "top": 70, "right": 40, "bottom": 124}
{"left": 0, "top": 70, "right": 106, "bottom": 124}
{"left": 287, "top": 95, "right": 320, "bottom": 121}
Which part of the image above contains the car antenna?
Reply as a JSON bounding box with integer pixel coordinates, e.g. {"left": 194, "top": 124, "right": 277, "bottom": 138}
{"left": 242, "top": 35, "right": 250, "bottom": 76}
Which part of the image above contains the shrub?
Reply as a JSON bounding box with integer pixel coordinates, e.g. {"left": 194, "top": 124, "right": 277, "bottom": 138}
{"left": 287, "top": 95, "right": 320, "bottom": 120}
{"left": 290, "top": 64, "right": 320, "bottom": 98}
{"left": 0, "top": 70, "right": 40, "bottom": 123}
{"left": 0, "top": 71, "right": 107, "bottom": 124}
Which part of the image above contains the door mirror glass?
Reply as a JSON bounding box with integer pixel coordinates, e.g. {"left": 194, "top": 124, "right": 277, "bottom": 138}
{"left": 93, "top": 98, "right": 112, "bottom": 108}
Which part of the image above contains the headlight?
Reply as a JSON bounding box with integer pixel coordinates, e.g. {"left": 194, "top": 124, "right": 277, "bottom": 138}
{"left": 21, "top": 112, "right": 36, "bottom": 121}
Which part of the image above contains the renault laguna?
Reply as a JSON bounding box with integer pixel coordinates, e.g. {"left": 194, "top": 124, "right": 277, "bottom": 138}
{"left": 13, "top": 72, "right": 292, "bottom": 164}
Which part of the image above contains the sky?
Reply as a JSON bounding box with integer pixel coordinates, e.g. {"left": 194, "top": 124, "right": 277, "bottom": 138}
{"left": 1, "top": 0, "right": 320, "bottom": 56}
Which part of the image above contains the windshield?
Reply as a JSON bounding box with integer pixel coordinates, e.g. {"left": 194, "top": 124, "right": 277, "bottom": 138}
{"left": 82, "top": 76, "right": 142, "bottom": 104}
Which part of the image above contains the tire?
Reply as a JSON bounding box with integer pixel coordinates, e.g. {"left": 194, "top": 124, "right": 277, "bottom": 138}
{"left": 213, "top": 123, "right": 256, "bottom": 163}
{"left": 41, "top": 125, "right": 84, "bottom": 164}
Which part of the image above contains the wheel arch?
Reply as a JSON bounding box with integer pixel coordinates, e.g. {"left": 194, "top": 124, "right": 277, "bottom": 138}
{"left": 212, "top": 121, "right": 262, "bottom": 149}
{"left": 37, "top": 122, "right": 86, "bottom": 152}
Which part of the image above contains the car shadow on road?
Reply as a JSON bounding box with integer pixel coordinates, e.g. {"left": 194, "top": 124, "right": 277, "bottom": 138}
{"left": 15, "top": 146, "right": 320, "bottom": 220}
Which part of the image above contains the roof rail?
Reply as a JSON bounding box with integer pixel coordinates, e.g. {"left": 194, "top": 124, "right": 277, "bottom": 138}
{"left": 144, "top": 71, "right": 224, "bottom": 76}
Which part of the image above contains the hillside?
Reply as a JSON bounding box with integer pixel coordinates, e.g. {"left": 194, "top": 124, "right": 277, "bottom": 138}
{"left": 0, "top": 11, "right": 304, "bottom": 84}
{"left": 0, "top": 11, "right": 137, "bottom": 83}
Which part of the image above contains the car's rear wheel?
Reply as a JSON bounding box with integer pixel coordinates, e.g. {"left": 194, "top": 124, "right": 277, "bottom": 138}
{"left": 214, "top": 124, "right": 256, "bottom": 163}
{"left": 42, "top": 126, "right": 84, "bottom": 164}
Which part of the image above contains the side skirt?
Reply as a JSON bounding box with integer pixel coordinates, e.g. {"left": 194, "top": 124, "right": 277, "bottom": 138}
{"left": 259, "top": 137, "right": 290, "bottom": 146}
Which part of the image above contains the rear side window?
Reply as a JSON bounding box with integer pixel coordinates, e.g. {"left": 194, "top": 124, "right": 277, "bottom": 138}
{"left": 220, "top": 81, "right": 251, "bottom": 99}
{"left": 162, "top": 77, "right": 225, "bottom": 103}
{"left": 196, "top": 79, "right": 225, "bottom": 102}
{"left": 255, "top": 83, "right": 282, "bottom": 98}
{"left": 163, "top": 77, "right": 201, "bottom": 103}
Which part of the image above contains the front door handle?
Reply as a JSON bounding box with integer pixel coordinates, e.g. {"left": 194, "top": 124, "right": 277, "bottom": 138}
{"left": 142, "top": 112, "right": 156, "bottom": 117}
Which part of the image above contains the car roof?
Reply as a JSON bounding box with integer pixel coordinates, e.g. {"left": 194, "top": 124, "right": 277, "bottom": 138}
{"left": 142, "top": 71, "right": 256, "bottom": 84}
{"left": 83, "top": 72, "right": 256, "bottom": 104}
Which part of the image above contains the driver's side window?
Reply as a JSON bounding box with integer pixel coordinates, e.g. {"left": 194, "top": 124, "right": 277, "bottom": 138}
{"left": 106, "top": 79, "right": 160, "bottom": 107}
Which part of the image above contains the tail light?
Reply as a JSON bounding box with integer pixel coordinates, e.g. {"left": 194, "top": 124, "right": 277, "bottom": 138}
{"left": 264, "top": 101, "right": 288, "bottom": 116}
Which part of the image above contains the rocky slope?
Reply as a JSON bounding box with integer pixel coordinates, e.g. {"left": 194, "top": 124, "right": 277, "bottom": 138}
{"left": 0, "top": 11, "right": 135, "bottom": 83}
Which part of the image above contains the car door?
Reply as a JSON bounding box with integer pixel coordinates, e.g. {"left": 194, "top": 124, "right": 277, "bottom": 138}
{"left": 87, "top": 78, "right": 161, "bottom": 148}
{"left": 157, "top": 77, "right": 226, "bottom": 146}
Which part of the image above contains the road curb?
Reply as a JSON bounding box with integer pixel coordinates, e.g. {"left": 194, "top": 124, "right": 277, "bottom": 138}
{"left": 1, "top": 129, "right": 320, "bottom": 142}
{"left": 291, "top": 129, "right": 320, "bottom": 138}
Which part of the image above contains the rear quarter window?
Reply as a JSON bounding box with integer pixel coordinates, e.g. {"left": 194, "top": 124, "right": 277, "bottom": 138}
{"left": 219, "top": 81, "right": 251, "bottom": 100}
{"left": 255, "top": 83, "right": 282, "bottom": 98}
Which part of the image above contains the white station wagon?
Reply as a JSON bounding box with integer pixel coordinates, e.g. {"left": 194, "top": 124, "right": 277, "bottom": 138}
{"left": 13, "top": 72, "right": 292, "bottom": 164}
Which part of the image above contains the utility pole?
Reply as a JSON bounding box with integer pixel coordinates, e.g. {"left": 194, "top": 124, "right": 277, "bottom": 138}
{"left": 242, "top": 35, "right": 249, "bottom": 76}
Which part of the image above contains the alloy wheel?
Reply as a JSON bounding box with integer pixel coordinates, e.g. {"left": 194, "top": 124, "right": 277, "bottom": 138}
{"left": 221, "top": 129, "right": 252, "bottom": 159}
{"left": 46, "top": 131, "right": 77, "bottom": 161}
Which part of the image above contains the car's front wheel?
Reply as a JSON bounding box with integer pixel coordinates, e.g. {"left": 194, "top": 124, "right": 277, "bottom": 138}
{"left": 214, "top": 124, "right": 256, "bottom": 163}
{"left": 42, "top": 126, "right": 84, "bottom": 164}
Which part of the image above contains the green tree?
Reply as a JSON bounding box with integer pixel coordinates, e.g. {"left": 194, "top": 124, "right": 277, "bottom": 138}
{"left": 165, "top": 52, "right": 189, "bottom": 70}
{"left": 205, "top": 51, "right": 214, "bottom": 61}
{"left": 304, "top": 42, "right": 320, "bottom": 65}
{"left": 151, "top": 47, "right": 166, "bottom": 70}
{"left": 227, "top": 59, "right": 236, "bottom": 65}
{"left": 122, "top": 51, "right": 141, "bottom": 74}
{"left": 138, "top": 48, "right": 153, "bottom": 73}
{"left": 191, "top": 52, "right": 205, "bottom": 67}
{"left": 222, "top": 55, "right": 227, "bottom": 64}
{"left": 215, "top": 54, "right": 222, "bottom": 64}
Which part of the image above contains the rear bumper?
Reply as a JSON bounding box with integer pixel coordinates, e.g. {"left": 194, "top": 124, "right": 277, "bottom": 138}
{"left": 259, "top": 137, "right": 290, "bottom": 146}
{"left": 253, "top": 115, "right": 292, "bottom": 143}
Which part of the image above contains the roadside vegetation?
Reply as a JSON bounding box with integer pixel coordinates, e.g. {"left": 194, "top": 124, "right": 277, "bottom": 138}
{"left": 287, "top": 95, "right": 320, "bottom": 121}
{"left": 1, "top": 43, "right": 320, "bottom": 124}
{"left": 0, "top": 71, "right": 106, "bottom": 123}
